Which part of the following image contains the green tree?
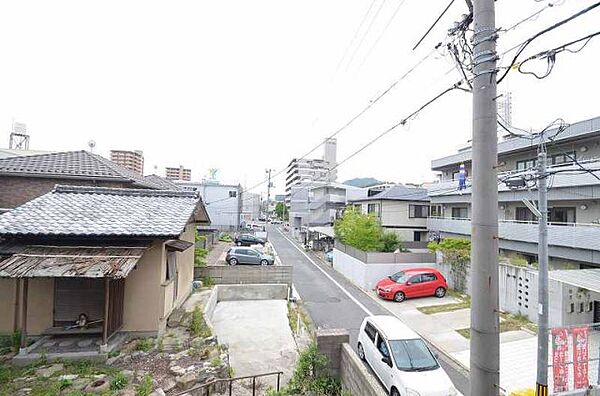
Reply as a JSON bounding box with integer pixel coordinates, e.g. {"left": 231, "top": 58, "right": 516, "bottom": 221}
{"left": 428, "top": 238, "right": 471, "bottom": 292}
{"left": 334, "top": 207, "right": 384, "bottom": 252}
{"left": 275, "top": 202, "right": 289, "bottom": 220}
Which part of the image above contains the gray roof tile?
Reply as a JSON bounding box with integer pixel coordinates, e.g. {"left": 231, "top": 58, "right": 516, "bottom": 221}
{"left": 351, "top": 185, "right": 429, "bottom": 202}
{"left": 0, "top": 185, "right": 206, "bottom": 237}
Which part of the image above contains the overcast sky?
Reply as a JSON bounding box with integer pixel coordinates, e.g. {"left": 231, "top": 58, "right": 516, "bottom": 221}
{"left": 1, "top": 0, "right": 599, "bottom": 195}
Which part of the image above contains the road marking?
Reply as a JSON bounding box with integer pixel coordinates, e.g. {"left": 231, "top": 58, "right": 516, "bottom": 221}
{"left": 275, "top": 228, "right": 374, "bottom": 316}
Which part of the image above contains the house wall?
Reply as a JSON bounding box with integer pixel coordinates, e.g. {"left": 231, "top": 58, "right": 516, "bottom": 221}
{"left": 0, "top": 176, "right": 128, "bottom": 209}
{"left": 122, "top": 240, "right": 163, "bottom": 333}
{"left": 356, "top": 200, "right": 428, "bottom": 241}
{"left": 0, "top": 278, "right": 55, "bottom": 336}
{"left": 0, "top": 279, "right": 17, "bottom": 333}
{"left": 175, "top": 224, "right": 195, "bottom": 309}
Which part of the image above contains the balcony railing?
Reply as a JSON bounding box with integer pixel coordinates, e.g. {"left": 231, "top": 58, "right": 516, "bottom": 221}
{"left": 428, "top": 217, "right": 600, "bottom": 251}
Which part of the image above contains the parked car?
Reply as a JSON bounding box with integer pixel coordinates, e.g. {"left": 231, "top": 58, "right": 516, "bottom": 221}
{"left": 234, "top": 234, "right": 266, "bottom": 246}
{"left": 226, "top": 247, "right": 274, "bottom": 265}
{"left": 375, "top": 268, "right": 447, "bottom": 302}
{"left": 357, "top": 315, "right": 457, "bottom": 396}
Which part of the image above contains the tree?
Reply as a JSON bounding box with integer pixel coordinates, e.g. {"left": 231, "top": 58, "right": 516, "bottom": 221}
{"left": 380, "top": 231, "right": 402, "bottom": 253}
{"left": 334, "top": 207, "right": 384, "bottom": 252}
{"left": 275, "top": 202, "right": 289, "bottom": 220}
{"left": 428, "top": 238, "right": 471, "bottom": 292}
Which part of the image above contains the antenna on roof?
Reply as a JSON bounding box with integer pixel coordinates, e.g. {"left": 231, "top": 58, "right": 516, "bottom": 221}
{"left": 9, "top": 121, "right": 29, "bottom": 150}
{"left": 88, "top": 140, "right": 96, "bottom": 153}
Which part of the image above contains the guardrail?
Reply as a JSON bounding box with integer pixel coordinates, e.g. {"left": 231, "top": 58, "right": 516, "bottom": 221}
{"left": 172, "top": 371, "right": 283, "bottom": 396}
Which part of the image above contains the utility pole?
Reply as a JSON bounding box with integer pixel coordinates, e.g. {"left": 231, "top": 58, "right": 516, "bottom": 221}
{"left": 265, "top": 169, "right": 273, "bottom": 221}
{"left": 470, "top": 0, "right": 500, "bottom": 394}
{"left": 536, "top": 151, "right": 549, "bottom": 395}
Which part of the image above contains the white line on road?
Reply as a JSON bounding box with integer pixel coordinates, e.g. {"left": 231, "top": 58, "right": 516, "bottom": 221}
{"left": 276, "top": 228, "right": 374, "bottom": 316}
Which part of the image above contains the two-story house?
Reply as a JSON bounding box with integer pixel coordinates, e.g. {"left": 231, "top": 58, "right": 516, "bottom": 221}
{"left": 349, "top": 184, "right": 430, "bottom": 242}
{"left": 428, "top": 115, "right": 600, "bottom": 269}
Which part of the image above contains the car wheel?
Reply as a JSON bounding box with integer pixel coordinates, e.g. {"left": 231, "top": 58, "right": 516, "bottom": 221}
{"left": 435, "top": 287, "right": 446, "bottom": 298}
{"left": 394, "top": 291, "right": 405, "bottom": 303}
{"left": 260, "top": 259, "right": 269, "bottom": 266}
{"left": 390, "top": 387, "right": 400, "bottom": 396}
{"left": 229, "top": 258, "right": 238, "bottom": 265}
{"left": 236, "top": 241, "right": 242, "bottom": 246}
{"left": 357, "top": 343, "right": 366, "bottom": 361}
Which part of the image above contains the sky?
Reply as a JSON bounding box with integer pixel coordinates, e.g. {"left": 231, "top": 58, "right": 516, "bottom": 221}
{"left": 0, "top": 0, "right": 599, "bottom": 195}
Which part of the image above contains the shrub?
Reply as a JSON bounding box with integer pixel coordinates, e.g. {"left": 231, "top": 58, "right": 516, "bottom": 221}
{"left": 202, "top": 275, "right": 214, "bottom": 287}
{"left": 380, "top": 231, "right": 401, "bottom": 252}
{"left": 219, "top": 233, "right": 233, "bottom": 242}
{"left": 135, "top": 338, "right": 154, "bottom": 352}
{"left": 110, "top": 372, "right": 128, "bottom": 391}
{"left": 135, "top": 373, "right": 153, "bottom": 396}
{"left": 189, "top": 306, "right": 211, "bottom": 338}
{"left": 428, "top": 238, "right": 471, "bottom": 292}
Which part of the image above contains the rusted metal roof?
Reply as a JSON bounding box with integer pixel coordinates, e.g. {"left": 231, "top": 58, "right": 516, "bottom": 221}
{"left": 0, "top": 245, "right": 147, "bottom": 278}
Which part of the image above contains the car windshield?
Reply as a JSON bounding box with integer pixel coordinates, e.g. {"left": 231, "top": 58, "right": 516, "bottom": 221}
{"left": 389, "top": 339, "right": 439, "bottom": 372}
{"left": 389, "top": 271, "right": 408, "bottom": 283}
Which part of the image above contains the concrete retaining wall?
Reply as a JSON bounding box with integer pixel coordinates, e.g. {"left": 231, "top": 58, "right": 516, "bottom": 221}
{"left": 194, "top": 265, "right": 293, "bottom": 287}
{"left": 340, "top": 344, "right": 387, "bottom": 396}
{"left": 333, "top": 248, "right": 434, "bottom": 290}
{"left": 216, "top": 283, "right": 289, "bottom": 301}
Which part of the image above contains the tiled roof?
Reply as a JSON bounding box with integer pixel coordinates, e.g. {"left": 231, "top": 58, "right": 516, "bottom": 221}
{"left": 0, "top": 185, "right": 209, "bottom": 237}
{"left": 0, "top": 150, "right": 158, "bottom": 188}
{"left": 351, "top": 185, "right": 429, "bottom": 202}
{"left": 144, "top": 174, "right": 183, "bottom": 190}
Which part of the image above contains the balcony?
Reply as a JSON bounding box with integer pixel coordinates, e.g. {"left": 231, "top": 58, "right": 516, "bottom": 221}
{"left": 428, "top": 217, "right": 600, "bottom": 252}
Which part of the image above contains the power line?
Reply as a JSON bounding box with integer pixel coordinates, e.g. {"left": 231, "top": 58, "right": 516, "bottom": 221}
{"left": 335, "top": 0, "right": 379, "bottom": 72}
{"left": 413, "top": 0, "right": 457, "bottom": 51}
{"left": 346, "top": 0, "right": 388, "bottom": 70}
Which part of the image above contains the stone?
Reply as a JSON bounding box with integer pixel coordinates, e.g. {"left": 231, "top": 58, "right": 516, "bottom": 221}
{"left": 149, "top": 389, "right": 166, "bottom": 396}
{"left": 169, "top": 365, "right": 186, "bottom": 376}
{"left": 106, "top": 355, "right": 120, "bottom": 365}
{"left": 91, "top": 374, "right": 106, "bottom": 380}
{"left": 175, "top": 372, "right": 198, "bottom": 390}
{"left": 58, "top": 339, "right": 74, "bottom": 347}
{"left": 118, "top": 387, "right": 136, "bottom": 396}
{"left": 135, "top": 370, "right": 148, "bottom": 382}
{"left": 167, "top": 307, "right": 185, "bottom": 328}
{"left": 121, "top": 369, "right": 135, "bottom": 380}
{"left": 72, "top": 378, "right": 90, "bottom": 391}
{"left": 84, "top": 378, "right": 110, "bottom": 394}
{"left": 58, "top": 374, "right": 79, "bottom": 381}
{"left": 16, "top": 388, "right": 31, "bottom": 396}
{"left": 161, "top": 377, "right": 177, "bottom": 392}
{"left": 203, "top": 335, "right": 217, "bottom": 345}
{"left": 35, "top": 363, "right": 64, "bottom": 378}
{"left": 190, "top": 337, "right": 204, "bottom": 348}
{"left": 122, "top": 355, "right": 132, "bottom": 363}
{"left": 77, "top": 339, "right": 94, "bottom": 348}
{"left": 171, "top": 350, "right": 189, "bottom": 360}
{"left": 42, "top": 341, "right": 56, "bottom": 348}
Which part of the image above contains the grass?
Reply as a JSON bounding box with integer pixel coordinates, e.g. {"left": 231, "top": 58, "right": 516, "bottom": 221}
{"left": 135, "top": 373, "right": 154, "bottom": 396}
{"left": 109, "top": 372, "right": 128, "bottom": 391}
{"left": 189, "top": 306, "right": 212, "bottom": 338}
{"left": 417, "top": 290, "right": 471, "bottom": 315}
{"left": 287, "top": 302, "right": 313, "bottom": 335}
{"left": 456, "top": 312, "right": 538, "bottom": 339}
{"left": 201, "top": 275, "right": 214, "bottom": 288}
{"left": 135, "top": 338, "right": 154, "bottom": 352}
{"left": 211, "top": 357, "right": 222, "bottom": 367}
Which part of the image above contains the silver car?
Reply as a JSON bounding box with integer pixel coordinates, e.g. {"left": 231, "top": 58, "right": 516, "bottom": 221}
{"left": 226, "top": 247, "right": 274, "bottom": 266}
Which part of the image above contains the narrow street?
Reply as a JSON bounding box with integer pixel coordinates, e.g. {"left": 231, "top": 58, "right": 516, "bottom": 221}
{"left": 268, "top": 225, "right": 470, "bottom": 395}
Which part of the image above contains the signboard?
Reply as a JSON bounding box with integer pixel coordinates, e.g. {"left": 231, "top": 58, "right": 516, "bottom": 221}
{"left": 552, "top": 328, "right": 569, "bottom": 393}
{"left": 572, "top": 327, "right": 589, "bottom": 389}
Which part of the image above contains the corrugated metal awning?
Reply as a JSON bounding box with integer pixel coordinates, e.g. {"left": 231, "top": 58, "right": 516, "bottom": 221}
{"left": 0, "top": 245, "right": 147, "bottom": 278}
{"left": 550, "top": 269, "right": 600, "bottom": 293}
{"left": 309, "top": 226, "right": 335, "bottom": 238}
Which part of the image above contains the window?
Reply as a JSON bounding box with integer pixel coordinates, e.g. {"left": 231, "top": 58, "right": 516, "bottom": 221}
{"left": 579, "top": 302, "right": 585, "bottom": 313}
{"left": 550, "top": 151, "right": 576, "bottom": 166}
{"left": 409, "top": 275, "right": 422, "bottom": 284}
{"left": 516, "top": 158, "right": 537, "bottom": 171}
{"left": 421, "top": 273, "right": 437, "bottom": 282}
{"left": 389, "top": 339, "right": 439, "bottom": 372}
{"left": 367, "top": 203, "right": 380, "bottom": 216}
{"left": 229, "top": 190, "right": 237, "bottom": 198}
{"left": 549, "top": 207, "right": 576, "bottom": 224}
{"left": 376, "top": 335, "right": 390, "bottom": 358}
{"left": 166, "top": 251, "right": 177, "bottom": 281}
{"left": 568, "top": 303, "right": 575, "bottom": 313}
{"left": 516, "top": 207, "right": 535, "bottom": 222}
{"left": 364, "top": 322, "right": 377, "bottom": 342}
{"left": 430, "top": 205, "right": 442, "bottom": 217}
{"left": 451, "top": 207, "right": 468, "bottom": 219}
{"left": 409, "top": 205, "right": 429, "bottom": 218}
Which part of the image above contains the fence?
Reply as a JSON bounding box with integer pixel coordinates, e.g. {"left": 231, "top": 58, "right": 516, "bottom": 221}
{"left": 548, "top": 323, "right": 600, "bottom": 394}
{"left": 334, "top": 241, "right": 435, "bottom": 264}
{"left": 194, "top": 265, "right": 293, "bottom": 288}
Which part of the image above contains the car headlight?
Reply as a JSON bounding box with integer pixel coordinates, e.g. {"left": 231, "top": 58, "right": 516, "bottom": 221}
{"left": 405, "top": 389, "right": 421, "bottom": 396}
{"left": 448, "top": 385, "right": 458, "bottom": 396}
{"left": 382, "top": 288, "right": 392, "bottom": 292}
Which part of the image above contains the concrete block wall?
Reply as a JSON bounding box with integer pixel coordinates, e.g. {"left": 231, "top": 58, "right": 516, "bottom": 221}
{"left": 316, "top": 328, "right": 349, "bottom": 378}
{"left": 216, "top": 283, "right": 289, "bottom": 301}
{"left": 194, "top": 265, "right": 293, "bottom": 287}
{"left": 340, "top": 344, "right": 387, "bottom": 396}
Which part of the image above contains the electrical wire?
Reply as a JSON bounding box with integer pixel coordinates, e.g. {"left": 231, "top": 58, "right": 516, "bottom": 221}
{"left": 346, "top": 0, "right": 388, "bottom": 70}
{"left": 335, "top": 0, "right": 379, "bottom": 72}
{"left": 413, "top": 0, "right": 457, "bottom": 51}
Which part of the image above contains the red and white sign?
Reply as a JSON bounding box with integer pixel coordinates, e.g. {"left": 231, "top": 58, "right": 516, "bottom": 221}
{"left": 552, "top": 328, "right": 569, "bottom": 393}
{"left": 572, "top": 326, "right": 589, "bottom": 390}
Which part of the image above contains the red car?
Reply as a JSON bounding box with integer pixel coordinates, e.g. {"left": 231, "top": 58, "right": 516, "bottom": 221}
{"left": 375, "top": 268, "right": 448, "bottom": 302}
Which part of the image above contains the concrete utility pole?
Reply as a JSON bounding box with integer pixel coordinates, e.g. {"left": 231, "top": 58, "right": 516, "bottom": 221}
{"left": 536, "top": 151, "right": 549, "bottom": 395}
{"left": 265, "top": 169, "right": 273, "bottom": 221}
{"left": 470, "top": 0, "right": 500, "bottom": 394}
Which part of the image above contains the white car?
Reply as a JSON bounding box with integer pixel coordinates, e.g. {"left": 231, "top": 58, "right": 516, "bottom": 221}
{"left": 357, "top": 315, "right": 458, "bottom": 396}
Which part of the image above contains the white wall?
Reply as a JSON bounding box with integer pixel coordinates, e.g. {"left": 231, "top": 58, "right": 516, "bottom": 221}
{"left": 333, "top": 248, "right": 434, "bottom": 291}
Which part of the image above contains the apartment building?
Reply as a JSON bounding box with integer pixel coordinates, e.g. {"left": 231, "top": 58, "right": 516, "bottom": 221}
{"left": 166, "top": 165, "right": 192, "bottom": 181}
{"left": 428, "top": 115, "right": 600, "bottom": 269}
{"left": 110, "top": 150, "right": 144, "bottom": 175}
{"left": 175, "top": 181, "right": 241, "bottom": 230}
{"left": 285, "top": 138, "right": 337, "bottom": 203}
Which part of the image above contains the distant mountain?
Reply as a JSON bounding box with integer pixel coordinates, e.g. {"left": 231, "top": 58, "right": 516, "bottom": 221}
{"left": 343, "top": 177, "right": 383, "bottom": 188}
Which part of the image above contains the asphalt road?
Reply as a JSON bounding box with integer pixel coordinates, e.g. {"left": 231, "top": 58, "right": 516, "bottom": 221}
{"left": 268, "top": 226, "right": 470, "bottom": 396}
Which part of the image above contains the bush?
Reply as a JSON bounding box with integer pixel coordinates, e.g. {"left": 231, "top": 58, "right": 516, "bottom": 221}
{"left": 380, "top": 231, "right": 401, "bottom": 252}
{"left": 428, "top": 238, "right": 471, "bottom": 292}
{"left": 189, "top": 306, "right": 211, "bottom": 338}
{"left": 219, "top": 233, "right": 233, "bottom": 242}
{"left": 110, "top": 372, "right": 128, "bottom": 391}
{"left": 135, "top": 373, "right": 153, "bottom": 396}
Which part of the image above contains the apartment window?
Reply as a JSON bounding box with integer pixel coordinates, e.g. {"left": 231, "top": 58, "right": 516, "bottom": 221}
{"left": 451, "top": 207, "right": 468, "bottom": 219}
{"left": 516, "top": 158, "right": 537, "bottom": 171}
{"left": 550, "top": 151, "right": 576, "bottom": 166}
{"left": 516, "top": 207, "right": 535, "bottom": 222}
{"left": 229, "top": 191, "right": 237, "bottom": 198}
{"left": 409, "top": 205, "right": 429, "bottom": 218}
{"left": 430, "top": 205, "right": 442, "bottom": 217}
{"left": 549, "top": 207, "right": 576, "bottom": 225}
